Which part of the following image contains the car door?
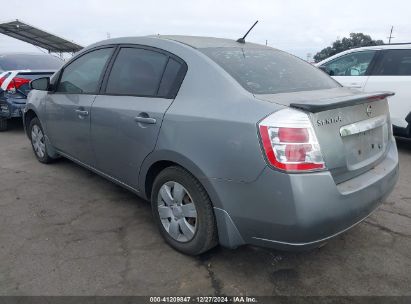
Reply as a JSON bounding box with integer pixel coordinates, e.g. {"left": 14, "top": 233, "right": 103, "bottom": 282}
{"left": 320, "top": 50, "right": 377, "bottom": 90}
{"left": 45, "top": 47, "right": 114, "bottom": 165}
{"left": 363, "top": 49, "right": 411, "bottom": 128}
{"left": 91, "top": 46, "right": 186, "bottom": 189}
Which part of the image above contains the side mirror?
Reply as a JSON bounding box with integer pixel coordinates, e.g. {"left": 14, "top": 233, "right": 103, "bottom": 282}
{"left": 29, "top": 77, "right": 50, "bottom": 91}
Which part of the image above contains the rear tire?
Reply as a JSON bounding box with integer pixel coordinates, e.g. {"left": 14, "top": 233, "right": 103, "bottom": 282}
{"left": 151, "top": 166, "right": 218, "bottom": 255}
{"left": 29, "top": 118, "right": 54, "bottom": 164}
{"left": 0, "top": 119, "right": 8, "bottom": 131}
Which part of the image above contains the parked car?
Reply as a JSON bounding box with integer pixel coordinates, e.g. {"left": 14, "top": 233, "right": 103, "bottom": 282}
{"left": 316, "top": 44, "right": 411, "bottom": 138}
{"left": 24, "top": 36, "right": 399, "bottom": 255}
{"left": 0, "top": 53, "right": 63, "bottom": 131}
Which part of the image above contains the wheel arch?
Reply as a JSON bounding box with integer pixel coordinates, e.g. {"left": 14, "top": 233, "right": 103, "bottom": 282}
{"left": 23, "top": 108, "right": 38, "bottom": 138}
{"left": 139, "top": 150, "right": 223, "bottom": 209}
{"left": 24, "top": 107, "right": 59, "bottom": 159}
{"left": 140, "top": 150, "right": 245, "bottom": 249}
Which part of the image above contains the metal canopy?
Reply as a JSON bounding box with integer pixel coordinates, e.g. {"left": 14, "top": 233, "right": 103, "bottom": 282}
{"left": 0, "top": 20, "right": 83, "bottom": 53}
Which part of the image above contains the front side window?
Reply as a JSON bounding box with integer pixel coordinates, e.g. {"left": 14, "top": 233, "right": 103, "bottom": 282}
{"left": 373, "top": 49, "right": 411, "bottom": 76}
{"left": 105, "top": 48, "right": 168, "bottom": 96}
{"left": 56, "top": 48, "right": 113, "bottom": 94}
{"left": 201, "top": 47, "right": 339, "bottom": 95}
{"left": 322, "top": 51, "right": 376, "bottom": 76}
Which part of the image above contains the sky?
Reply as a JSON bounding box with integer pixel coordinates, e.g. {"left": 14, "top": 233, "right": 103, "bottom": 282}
{"left": 0, "top": 0, "right": 410, "bottom": 59}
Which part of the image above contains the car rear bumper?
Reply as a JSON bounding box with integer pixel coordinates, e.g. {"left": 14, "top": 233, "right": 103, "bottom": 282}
{"left": 0, "top": 97, "right": 26, "bottom": 119}
{"left": 212, "top": 138, "right": 399, "bottom": 250}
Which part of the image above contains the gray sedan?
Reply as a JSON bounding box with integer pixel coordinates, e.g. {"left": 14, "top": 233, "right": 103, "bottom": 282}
{"left": 24, "top": 36, "right": 399, "bottom": 255}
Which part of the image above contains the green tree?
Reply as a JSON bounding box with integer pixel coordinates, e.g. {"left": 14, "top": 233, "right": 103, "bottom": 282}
{"left": 314, "top": 33, "right": 384, "bottom": 62}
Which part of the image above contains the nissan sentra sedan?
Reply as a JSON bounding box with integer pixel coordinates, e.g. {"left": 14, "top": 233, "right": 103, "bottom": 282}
{"left": 23, "top": 36, "right": 399, "bottom": 255}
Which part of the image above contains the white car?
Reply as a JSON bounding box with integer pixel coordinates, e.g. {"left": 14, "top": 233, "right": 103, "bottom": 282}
{"left": 317, "top": 44, "right": 411, "bottom": 137}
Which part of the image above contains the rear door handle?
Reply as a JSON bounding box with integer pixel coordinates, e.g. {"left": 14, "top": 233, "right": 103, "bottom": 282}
{"left": 75, "top": 109, "right": 89, "bottom": 116}
{"left": 134, "top": 116, "right": 157, "bottom": 124}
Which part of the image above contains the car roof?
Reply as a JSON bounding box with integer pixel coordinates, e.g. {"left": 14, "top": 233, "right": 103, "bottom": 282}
{"left": 345, "top": 43, "right": 411, "bottom": 52}
{"left": 157, "top": 35, "right": 271, "bottom": 49}
{"left": 317, "top": 43, "right": 411, "bottom": 65}
{"left": 89, "top": 35, "right": 274, "bottom": 51}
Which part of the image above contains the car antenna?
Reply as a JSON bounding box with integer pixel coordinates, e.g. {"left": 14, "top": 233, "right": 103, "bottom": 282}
{"left": 236, "top": 20, "right": 259, "bottom": 44}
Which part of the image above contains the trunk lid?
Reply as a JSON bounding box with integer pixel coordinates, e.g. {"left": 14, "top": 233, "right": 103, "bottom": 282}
{"left": 256, "top": 88, "right": 394, "bottom": 183}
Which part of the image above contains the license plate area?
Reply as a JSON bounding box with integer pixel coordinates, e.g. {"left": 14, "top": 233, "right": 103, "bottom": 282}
{"left": 340, "top": 119, "right": 388, "bottom": 171}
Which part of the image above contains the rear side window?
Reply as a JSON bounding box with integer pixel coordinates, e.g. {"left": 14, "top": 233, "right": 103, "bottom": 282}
{"left": 105, "top": 48, "right": 168, "bottom": 96}
{"left": 157, "top": 58, "right": 184, "bottom": 98}
{"left": 201, "top": 47, "right": 339, "bottom": 94}
{"left": 57, "top": 48, "right": 113, "bottom": 94}
{"left": 373, "top": 49, "right": 411, "bottom": 76}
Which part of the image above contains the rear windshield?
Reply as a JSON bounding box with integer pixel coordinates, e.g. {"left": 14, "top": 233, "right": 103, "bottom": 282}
{"left": 200, "top": 47, "right": 339, "bottom": 94}
{"left": 0, "top": 54, "right": 63, "bottom": 71}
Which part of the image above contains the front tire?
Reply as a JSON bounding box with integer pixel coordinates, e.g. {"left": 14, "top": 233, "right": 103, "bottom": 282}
{"left": 151, "top": 166, "right": 218, "bottom": 255}
{"left": 29, "top": 118, "right": 53, "bottom": 164}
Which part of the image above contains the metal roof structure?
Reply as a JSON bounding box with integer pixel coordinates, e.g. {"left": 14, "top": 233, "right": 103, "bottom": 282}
{"left": 0, "top": 20, "right": 83, "bottom": 53}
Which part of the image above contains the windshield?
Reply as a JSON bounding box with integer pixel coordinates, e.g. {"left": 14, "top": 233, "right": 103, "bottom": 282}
{"left": 0, "top": 54, "right": 63, "bottom": 71}
{"left": 201, "top": 47, "right": 340, "bottom": 94}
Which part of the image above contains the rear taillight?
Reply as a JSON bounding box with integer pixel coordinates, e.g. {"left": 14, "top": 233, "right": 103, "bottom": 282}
{"left": 0, "top": 76, "right": 6, "bottom": 87}
{"left": 6, "top": 77, "right": 30, "bottom": 93}
{"left": 258, "top": 108, "right": 326, "bottom": 172}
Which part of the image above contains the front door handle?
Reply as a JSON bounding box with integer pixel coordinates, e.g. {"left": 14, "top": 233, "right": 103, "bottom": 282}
{"left": 134, "top": 116, "right": 157, "bottom": 124}
{"left": 75, "top": 109, "right": 89, "bottom": 116}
